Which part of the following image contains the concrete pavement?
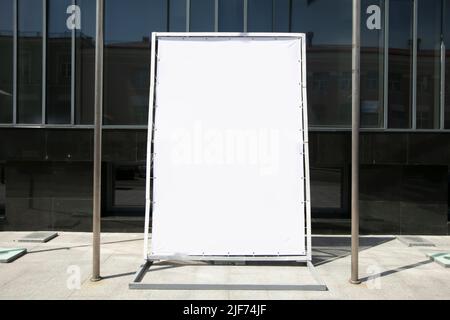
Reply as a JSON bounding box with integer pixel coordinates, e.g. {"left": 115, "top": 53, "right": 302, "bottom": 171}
{"left": 0, "top": 232, "right": 449, "bottom": 299}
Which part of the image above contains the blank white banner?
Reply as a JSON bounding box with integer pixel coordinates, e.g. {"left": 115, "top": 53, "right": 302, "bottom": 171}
{"left": 150, "top": 36, "right": 306, "bottom": 256}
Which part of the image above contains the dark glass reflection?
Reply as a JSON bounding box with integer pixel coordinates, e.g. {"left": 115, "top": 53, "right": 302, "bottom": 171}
{"left": 445, "top": 0, "right": 450, "bottom": 129}
{"left": 0, "top": 164, "right": 5, "bottom": 216}
{"left": 105, "top": 163, "right": 145, "bottom": 216}
{"left": 0, "top": 0, "right": 13, "bottom": 124}
{"left": 416, "top": 0, "right": 442, "bottom": 129}
{"left": 360, "top": 0, "right": 384, "bottom": 128}
{"left": 273, "top": 0, "right": 290, "bottom": 32}
{"left": 17, "top": 0, "right": 43, "bottom": 124}
{"left": 247, "top": 0, "right": 291, "bottom": 33}
{"left": 291, "top": 0, "right": 352, "bottom": 127}
{"left": 75, "top": 0, "right": 96, "bottom": 124}
{"left": 104, "top": 0, "right": 167, "bottom": 125}
{"left": 190, "top": 0, "right": 215, "bottom": 31}
{"left": 388, "top": 0, "right": 413, "bottom": 128}
{"left": 218, "top": 0, "right": 243, "bottom": 32}
{"left": 448, "top": 169, "right": 450, "bottom": 222}
{"left": 311, "top": 168, "right": 342, "bottom": 210}
{"left": 248, "top": 0, "right": 272, "bottom": 32}
{"left": 47, "top": 0, "right": 72, "bottom": 124}
{"left": 170, "top": 0, "right": 187, "bottom": 31}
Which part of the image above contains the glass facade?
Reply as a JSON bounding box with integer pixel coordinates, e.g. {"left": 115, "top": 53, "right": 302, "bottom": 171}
{"left": 416, "top": 0, "right": 442, "bottom": 129}
{"left": 1, "top": 1, "right": 450, "bottom": 235}
{"left": 361, "top": 0, "right": 385, "bottom": 128}
{"left": 103, "top": 0, "right": 167, "bottom": 125}
{"left": 75, "top": 0, "right": 96, "bottom": 125}
{"left": 218, "top": 0, "right": 244, "bottom": 32}
{"left": 17, "top": 0, "right": 43, "bottom": 124}
{"left": 46, "top": 0, "right": 72, "bottom": 124}
{"left": 291, "top": 0, "right": 353, "bottom": 127}
{"left": 388, "top": 0, "right": 413, "bottom": 128}
{"left": 190, "top": 0, "right": 215, "bottom": 31}
{"left": 0, "top": 164, "right": 4, "bottom": 217}
{"left": 105, "top": 162, "right": 145, "bottom": 216}
{"left": 0, "top": 0, "right": 448, "bottom": 130}
{"left": 0, "top": 0, "right": 13, "bottom": 124}
{"left": 169, "top": 0, "right": 187, "bottom": 32}
{"left": 445, "top": 0, "right": 450, "bottom": 129}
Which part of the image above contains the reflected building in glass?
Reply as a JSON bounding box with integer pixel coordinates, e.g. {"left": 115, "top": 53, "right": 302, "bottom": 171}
{"left": 0, "top": 0, "right": 449, "bottom": 235}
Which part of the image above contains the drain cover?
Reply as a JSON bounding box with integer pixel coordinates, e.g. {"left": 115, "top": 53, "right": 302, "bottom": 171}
{"left": 398, "top": 236, "right": 435, "bottom": 247}
{"left": 0, "top": 248, "right": 27, "bottom": 263}
{"left": 18, "top": 232, "right": 58, "bottom": 243}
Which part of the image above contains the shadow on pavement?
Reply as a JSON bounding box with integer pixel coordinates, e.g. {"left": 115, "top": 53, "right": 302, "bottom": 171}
{"left": 312, "top": 236, "right": 396, "bottom": 266}
{"left": 358, "top": 259, "right": 432, "bottom": 283}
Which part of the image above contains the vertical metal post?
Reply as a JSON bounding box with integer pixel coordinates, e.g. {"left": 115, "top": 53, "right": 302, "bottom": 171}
{"left": 440, "top": 42, "right": 445, "bottom": 130}
{"left": 383, "top": 0, "right": 389, "bottom": 129}
{"left": 42, "top": 0, "right": 46, "bottom": 124}
{"left": 214, "top": 0, "right": 218, "bottom": 32}
{"left": 91, "top": 0, "right": 104, "bottom": 282}
{"left": 350, "top": 0, "right": 361, "bottom": 285}
{"left": 440, "top": 0, "right": 445, "bottom": 130}
{"left": 186, "top": 0, "right": 190, "bottom": 32}
{"left": 13, "top": 0, "right": 17, "bottom": 124}
{"left": 243, "top": 0, "right": 248, "bottom": 32}
{"left": 412, "top": 0, "right": 417, "bottom": 129}
{"left": 71, "top": 0, "right": 76, "bottom": 125}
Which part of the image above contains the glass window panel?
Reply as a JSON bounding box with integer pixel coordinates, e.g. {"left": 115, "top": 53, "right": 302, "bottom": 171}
{"left": 445, "top": 0, "right": 450, "bottom": 128}
{"left": 388, "top": 0, "right": 413, "bottom": 128}
{"left": 104, "top": 0, "right": 167, "bottom": 125}
{"left": 113, "top": 164, "right": 145, "bottom": 208}
{"left": 17, "top": 0, "right": 43, "bottom": 124}
{"left": 75, "top": 0, "right": 96, "bottom": 124}
{"left": 448, "top": 169, "right": 450, "bottom": 222}
{"left": 218, "top": 0, "right": 243, "bottom": 32}
{"left": 0, "top": 164, "right": 4, "bottom": 216}
{"left": 190, "top": 0, "right": 215, "bottom": 31}
{"left": 0, "top": 0, "right": 13, "bottom": 124}
{"left": 273, "top": 0, "right": 290, "bottom": 32}
{"left": 361, "top": 0, "right": 385, "bottom": 128}
{"left": 311, "top": 168, "right": 342, "bottom": 209}
{"left": 291, "top": 0, "right": 352, "bottom": 127}
{"left": 169, "top": 0, "right": 187, "bottom": 31}
{"left": 416, "top": 0, "right": 442, "bottom": 129}
{"left": 47, "top": 0, "right": 72, "bottom": 124}
{"left": 247, "top": 0, "right": 272, "bottom": 32}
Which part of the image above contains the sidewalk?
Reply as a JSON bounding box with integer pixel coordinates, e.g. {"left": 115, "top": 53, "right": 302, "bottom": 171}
{"left": 0, "top": 232, "right": 449, "bottom": 300}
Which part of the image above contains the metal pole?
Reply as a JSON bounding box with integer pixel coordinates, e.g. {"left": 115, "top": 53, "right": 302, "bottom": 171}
{"left": 91, "top": 0, "right": 104, "bottom": 282}
{"left": 350, "top": 0, "right": 361, "bottom": 285}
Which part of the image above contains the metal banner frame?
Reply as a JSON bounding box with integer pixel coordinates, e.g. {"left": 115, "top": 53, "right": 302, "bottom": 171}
{"left": 130, "top": 32, "right": 326, "bottom": 291}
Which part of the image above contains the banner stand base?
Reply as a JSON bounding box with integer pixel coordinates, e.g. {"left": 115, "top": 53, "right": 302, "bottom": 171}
{"left": 129, "top": 258, "right": 327, "bottom": 291}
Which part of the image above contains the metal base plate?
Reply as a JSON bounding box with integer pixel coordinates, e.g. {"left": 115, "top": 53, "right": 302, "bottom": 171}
{"left": 18, "top": 232, "right": 58, "bottom": 243}
{"left": 129, "top": 259, "right": 327, "bottom": 291}
{"left": 0, "top": 248, "right": 27, "bottom": 263}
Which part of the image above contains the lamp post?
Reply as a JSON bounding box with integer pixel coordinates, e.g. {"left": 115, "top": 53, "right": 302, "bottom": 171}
{"left": 350, "top": 0, "right": 361, "bottom": 285}
{"left": 91, "top": 0, "right": 104, "bottom": 282}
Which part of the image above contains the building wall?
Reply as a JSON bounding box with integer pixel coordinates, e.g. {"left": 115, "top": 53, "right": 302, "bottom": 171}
{"left": 0, "top": 0, "right": 449, "bottom": 234}
{"left": 0, "top": 129, "right": 448, "bottom": 234}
